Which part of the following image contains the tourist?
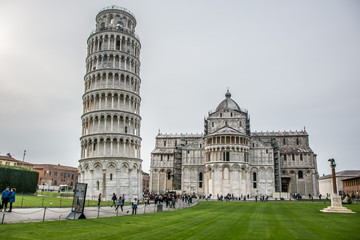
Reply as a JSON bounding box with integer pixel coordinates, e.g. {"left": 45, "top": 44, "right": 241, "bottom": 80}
{"left": 111, "top": 193, "right": 117, "bottom": 207}
{"left": 132, "top": 197, "right": 138, "bottom": 215}
{"left": 8, "top": 188, "right": 16, "bottom": 212}
{"left": 122, "top": 194, "right": 125, "bottom": 207}
{"left": 115, "top": 196, "right": 122, "bottom": 211}
{"left": 1, "top": 186, "right": 10, "bottom": 212}
{"left": 147, "top": 194, "right": 150, "bottom": 205}
{"left": 98, "top": 193, "right": 101, "bottom": 206}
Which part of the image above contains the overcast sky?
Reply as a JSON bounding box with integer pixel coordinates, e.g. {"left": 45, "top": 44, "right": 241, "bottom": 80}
{"left": 0, "top": 0, "right": 359, "bottom": 176}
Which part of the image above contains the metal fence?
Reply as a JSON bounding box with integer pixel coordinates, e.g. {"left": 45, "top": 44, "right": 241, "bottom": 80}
{"left": 1, "top": 198, "right": 199, "bottom": 224}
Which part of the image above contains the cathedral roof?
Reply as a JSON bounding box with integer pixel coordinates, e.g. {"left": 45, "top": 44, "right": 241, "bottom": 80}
{"left": 215, "top": 90, "right": 241, "bottom": 112}
{"left": 251, "top": 130, "right": 308, "bottom": 137}
{"left": 207, "top": 126, "right": 243, "bottom": 137}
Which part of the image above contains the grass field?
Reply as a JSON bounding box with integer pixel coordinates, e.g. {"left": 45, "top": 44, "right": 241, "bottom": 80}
{"left": 0, "top": 201, "right": 359, "bottom": 239}
{"left": 13, "top": 193, "right": 114, "bottom": 208}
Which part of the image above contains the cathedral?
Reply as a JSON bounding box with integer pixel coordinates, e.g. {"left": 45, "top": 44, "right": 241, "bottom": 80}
{"left": 150, "top": 91, "right": 319, "bottom": 198}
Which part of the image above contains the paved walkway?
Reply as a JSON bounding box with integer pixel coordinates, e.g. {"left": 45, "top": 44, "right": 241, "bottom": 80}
{"left": 0, "top": 200, "right": 198, "bottom": 224}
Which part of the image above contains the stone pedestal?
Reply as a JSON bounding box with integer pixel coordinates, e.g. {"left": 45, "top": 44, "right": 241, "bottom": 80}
{"left": 320, "top": 194, "right": 355, "bottom": 213}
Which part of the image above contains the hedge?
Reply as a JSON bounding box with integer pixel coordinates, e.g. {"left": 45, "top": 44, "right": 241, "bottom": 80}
{"left": 0, "top": 166, "right": 39, "bottom": 193}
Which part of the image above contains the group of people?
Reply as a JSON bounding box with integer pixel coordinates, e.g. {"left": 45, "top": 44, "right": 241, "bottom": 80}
{"left": 98, "top": 192, "right": 138, "bottom": 215}
{"left": 1, "top": 186, "right": 16, "bottom": 212}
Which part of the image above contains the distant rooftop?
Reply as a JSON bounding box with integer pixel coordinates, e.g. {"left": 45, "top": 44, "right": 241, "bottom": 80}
{"left": 156, "top": 133, "right": 203, "bottom": 139}
{"left": 252, "top": 130, "right": 308, "bottom": 137}
{"left": 319, "top": 170, "right": 360, "bottom": 180}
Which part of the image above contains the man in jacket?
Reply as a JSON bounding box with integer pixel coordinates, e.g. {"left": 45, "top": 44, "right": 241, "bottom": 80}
{"left": 8, "top": 188, "right": 16, "bottom": 212}
{"left": 1, "top": 186, "right": 10, "bottom": 212}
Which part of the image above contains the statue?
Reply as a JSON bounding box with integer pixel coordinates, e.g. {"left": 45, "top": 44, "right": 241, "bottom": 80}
{"left": 320, "top": 158, "right": 355, "bottom": 213}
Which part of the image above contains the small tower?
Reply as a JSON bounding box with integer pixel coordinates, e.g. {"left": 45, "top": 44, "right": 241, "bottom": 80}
{"left": 78, "top": 6, "right": 143, "bottom": 200}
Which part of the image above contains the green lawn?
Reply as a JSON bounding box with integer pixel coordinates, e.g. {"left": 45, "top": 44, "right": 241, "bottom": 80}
{"left": 14, "top": 194, "right": 111, "bottom": 208}
{"left": 0, "top": 202, "right": 359, "bottom": 239}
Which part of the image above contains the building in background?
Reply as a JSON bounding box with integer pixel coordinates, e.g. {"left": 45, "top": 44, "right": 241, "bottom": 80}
{"left": 142, "top": 172, "right": 149, "bottom": 192}
{"left": 319, "top": 170, "right": 360, "bottom": 196}
{"left": 78, "top": 6, "right": 143, "bottom": 200}
{"left": 0, "top": 154, "right": 33, "bottom": 169}
{"left": 342, "top": 175, "right": 360, "bottom": 197}
{"left": 150, "top": 91, "right": 319, "bottom": 198}
{"left": 33, "top": 164, "right": 78, "bottom": 189}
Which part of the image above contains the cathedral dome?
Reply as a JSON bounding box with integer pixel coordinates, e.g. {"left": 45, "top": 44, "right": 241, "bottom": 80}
{"left": 216, "top": 90, "right": 241, "bottom": 112}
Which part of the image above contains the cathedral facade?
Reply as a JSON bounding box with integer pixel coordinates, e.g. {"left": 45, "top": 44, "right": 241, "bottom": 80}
{"left": 150, "top": 91, "right": 319, "bottom": 198}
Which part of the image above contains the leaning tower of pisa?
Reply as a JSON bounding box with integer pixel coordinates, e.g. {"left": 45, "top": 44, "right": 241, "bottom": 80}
{"left": 78, "top": 6, "right": 142, "bottom": 200}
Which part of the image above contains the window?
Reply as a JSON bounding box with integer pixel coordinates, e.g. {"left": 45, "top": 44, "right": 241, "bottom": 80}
{"left": 284, "top": 155, "right": 287, "bottom": 161}
{"left": 164, "top": 141, "right": 166, "bottom": 147}
{"left": 167, "top": 155, "right": 170, "bottom": 161}
{"left": 200, "top": 144, "right": 202, "bottom": 148}
{"left": 71, "top": 182, "right": 73, "bottom": 186}
{"left": 298, "top": 171, "right": 303, "bottom": 179}
{"left": 60, "top": 173, "right": 63, "bottom": 177}
{"left": 220, "top": 113, "right": 222, "bottom": 117}
{"left": 253, "top": 182, "right": 257, "bottom": 188}
{"left": 300, "top": 154, "right": 303, "bottom": 161}
{"left": 187, "top": 150, "right": 190, "bottom": 154}
{"left": 212, "top": 122, "right": 214, "bottom": 127}
{"left": 283, "top": 138, "right": 286, "bottom": 145}
{"left": 54, "top": 172, "right": 57, "bottom": 176}
{"left": 97, "top": 181, "right": 99, "bottom": 190}
{"left": 49, "top": 171, "right": 51, "bottom": 176}
{"left": 231, "top": 113, "right": 233, "bottom": 117}
{"left": 14, "top": 163, "right": 17, "bottom": 166}
{"left": 253, "top": 172, "right": 257, "bottom": 182}
{"left": 71, "top": 174, "right": 74, "bottom": 180}
{"left": 296, "top": 138, "right": 300, "bottom": 145}
{"left": 175, "top": 140, "right": 177, "bottom": 146}
{"left": 199, "top": 172, "right": 203, "bottom": 181}
{"left": 240, "top": 121, "right": 242, "bottom": 127}
{"left": 116, "top": 40, "right": 120, "bottom": 50}
{"left": 54, "top": 180, "right": 57, "bottom": 185}
{"left": 266, "top": 149, "right": 268, "bottom": 154}
{"left": 160, "top": 155, "right": 163, "bottom": 161}
{"left": 225, "top": 121, "right": 228, "bottom": 126}
{"left": 199, "top": 182, "right": 203, "bottom": 188}
{"left": 110, "top": 173, "right": 113, "bottom": 181}
{"left": 292, "top": 154, "right": 295, "bottom": 160}
{"left": 167, "top": 172, "right": 171, "bottom": 180}
{"left": 125, "top": 126, "right": 128, "bottom": 133}
{"left": 94, "top": 142, "right": 97, "bottom": 151}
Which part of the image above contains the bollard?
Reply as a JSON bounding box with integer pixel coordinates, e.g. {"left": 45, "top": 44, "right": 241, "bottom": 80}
{"left": 1, "top": 212, "right": 5, "bottom": 224}
{"left": 116, "top": 207, "right": 119, "bottom": 217}
{"left": 43, "top": 207, "right": 47, "bottom": 222}
{"left": 21, "top": 197, "right": 24, "bottom": 208}
{"left": 88, "top": 199, "right": 89, "bottom": 207}
{"left": 97, "top": 206, "right": 100, "bottom": 218}
{"left": 60, "top": 199, "right": 62, "bottom": 208}
{"left": 42, "top": 198, "right": 44, "bottom": 208}
{"left": 144, "top": 203, "right": 146, "bottom": 214}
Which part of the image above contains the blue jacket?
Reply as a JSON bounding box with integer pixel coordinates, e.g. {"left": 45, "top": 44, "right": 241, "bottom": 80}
{"left": 9, "top": 192, "right": 15, "bottom": 203}
{"left": 1, "top": 190, "right": 10, "bottom": 201}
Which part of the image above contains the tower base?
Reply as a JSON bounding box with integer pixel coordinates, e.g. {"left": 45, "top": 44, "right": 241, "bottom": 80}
{"left": 320, "top": 194, "right": 355, "bottom": 214}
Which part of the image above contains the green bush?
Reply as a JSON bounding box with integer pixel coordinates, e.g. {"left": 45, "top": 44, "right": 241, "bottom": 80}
{"left": 0, "top": 166, "right": 39, "bottom": 193}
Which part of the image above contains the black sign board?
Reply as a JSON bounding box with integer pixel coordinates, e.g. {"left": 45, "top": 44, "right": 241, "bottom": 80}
{"left": 66, "top": 183, "right": 87, "bottom": 220}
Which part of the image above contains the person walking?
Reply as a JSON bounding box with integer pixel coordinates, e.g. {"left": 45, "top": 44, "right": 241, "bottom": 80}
{"left": 111, "top": 193, "right": 117, "bottom": 207}
{"left": 8, "top": 188, "right": 16, "bottom": 212}
{"left": 132, "top": 197, "right": 138, "bottom": 215}
{"left": 115, "top": 196, "right": 122, "bottom": 211}
{"left": 1, "top": 186, "right": 11, "bottom": 212}
{"left": 98, "top": 193, "right": 102, "bottom": 206}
